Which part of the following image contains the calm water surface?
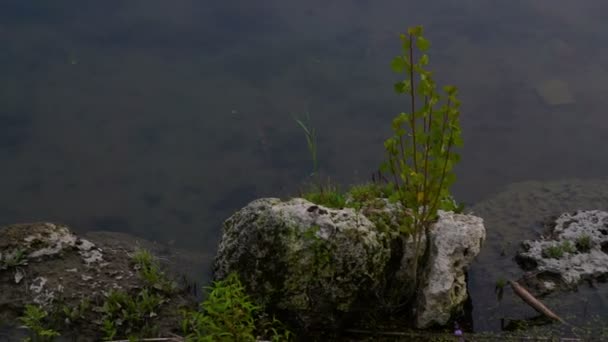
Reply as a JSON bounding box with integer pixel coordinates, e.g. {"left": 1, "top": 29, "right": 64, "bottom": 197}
{"left": 1, "top": 0, "right": 608, "bottom": 333}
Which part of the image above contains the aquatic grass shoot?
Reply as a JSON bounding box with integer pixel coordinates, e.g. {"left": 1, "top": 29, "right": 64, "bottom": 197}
{"left": 294, "top": 112, "right": 318, "bottom": 179}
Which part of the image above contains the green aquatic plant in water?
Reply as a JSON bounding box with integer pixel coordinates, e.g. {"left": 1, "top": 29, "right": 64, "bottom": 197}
{"left": 294, "top": 112, "right": 318, "bottom": 178}
{"left": 381, "top": 25, "right": 463, "bottom": 287}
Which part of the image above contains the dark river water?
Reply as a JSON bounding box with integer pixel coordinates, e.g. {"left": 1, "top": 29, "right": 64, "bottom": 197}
{"left": 1, "top": 0, "right": 608, "bottom": 334}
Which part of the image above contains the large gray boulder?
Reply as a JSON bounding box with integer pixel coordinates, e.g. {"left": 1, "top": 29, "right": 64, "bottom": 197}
{"left": 415, "top": 211, "right": 486, "bottom": 328}
{"left": 517, "top": 210, "right": 608, "bottom": 292}
{"left": 214, "top": 198, "right": 391, "bottom": 329}
{"left": 214, "top": 198, "right": 486, "bottom": 331}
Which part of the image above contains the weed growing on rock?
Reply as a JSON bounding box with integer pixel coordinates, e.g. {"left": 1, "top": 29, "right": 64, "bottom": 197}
{"left": 99, "top": 248, "right": 178, "bottom": 340}
{"left": 575, "top": 234, "right": 592, "bottom": 253}
{"left": 542, "top": 241, "right": 576, "bottom": 259}
{"left": 132, "top": 247, "right": 177, "bottom": 293}
{"left": 60, "top": 299, "right": 90, "bottom": 326}
{"left": 18, "top": 304, "right": 60, "bottom": 342}
{"left": 302, "top": 179, "right": 347, "bottom": 209}
{"left": 100, "top": 288, "right": 165, "bottom": 340}
{"left": 381, "top": 25, "right": 463, "bottom": 287}
{"left": 0, "top": 248, "right": 27, "bottom": 270}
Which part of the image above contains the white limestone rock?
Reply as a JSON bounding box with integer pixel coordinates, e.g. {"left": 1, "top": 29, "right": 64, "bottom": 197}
{"left": 416, "top": 210, "right": 486, "bottom": 328}
{"left": 517, "top": 210, "right": 608, "bottom": 287}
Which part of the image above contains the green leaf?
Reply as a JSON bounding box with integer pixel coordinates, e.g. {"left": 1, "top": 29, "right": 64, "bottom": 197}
{"left": 452, "top": 134, "right": 464, "bottom": 147}
{"left": 393, "top": 80, "right": 411, "bottom": 94}
{"left": 419, "top": 54, "right": 429, "bottom": 66}
{"left": 444, "top": 85, "right": 457, "bottom": 95}
{"left": 394, "top": 81, "right": 405, "bottom": 93}
{"left": 408, "top": 26, "right": 423, "bottom": 36}
{"left": 416, "top": 36, "right": 430, "bottom": 51}
{"left": 391, "top": 57, "right": 405, "bottom": 72}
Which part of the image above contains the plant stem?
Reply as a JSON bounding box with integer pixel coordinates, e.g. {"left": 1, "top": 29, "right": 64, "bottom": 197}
{"left": 408, "top": 34, "right": 418, "bottom": 174}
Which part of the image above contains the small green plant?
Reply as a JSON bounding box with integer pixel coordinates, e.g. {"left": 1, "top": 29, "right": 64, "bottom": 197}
{"left": 543, "top": 245, "right": 564, "bottom": 259}
{"left": 542, "top": 241, "right": 576, "bottom": 259}
{"left": 575, "top": 235, "right": 592, "bottom": 253}
{"left": 182, "top": 272, "right": 258, "bottom": 341}
{"left": 347, "top": 183, "right": 388, "bottom": 206}
{"left": 0, "top": 248, "right": 28, "bottom": 270}
{"left": 182, "top": 272, "right": 292, "bottom": 341}
{"left": 18, "top": 304, "right": 60, "bottom": 342}
{"left": 381, "top": 25, "right": 463, "bottom": 287}
{"left": 302, "top": 180, "right": 347, "bottom": 209}
{"left": 100, "top": 288, "right": 164, "bottom": 340}
{"left": 131, "top": 247, "right": 176, "bottom": 293}
{"left": 98, "top": 248, "right": 177, "bottom": 340}
{"left": 61, "top": 299, "right": 90, "bottom": 325}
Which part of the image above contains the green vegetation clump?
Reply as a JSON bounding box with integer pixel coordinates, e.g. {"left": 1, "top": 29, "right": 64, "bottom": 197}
{"left": 100, "top": 288, "right": 166, "bottom": 340}
{"left": 575, "top": 234, "right": 592, "bottom": 253}
{"left": 542, "top": 241, "right": 576, "bottom": 259}
{"left": 18, "top": 304, "right": 60, "bottom": 342}
{"left": 15, "top": 248, "right": 292, "bottom": 341}
{"left": 302, "top": 181, "right": 347, "bottom": 209}
{"left": 0, "top": 248, "right": 27, "bottom": 270}
{"left": 132, "top": 248, "right": 177, "bottom": 293}
{"left": 100, "top": 247, "right": 178, "bottom": 340}
{"left": 182, "top": 272, "right": 292, "bottom": 341}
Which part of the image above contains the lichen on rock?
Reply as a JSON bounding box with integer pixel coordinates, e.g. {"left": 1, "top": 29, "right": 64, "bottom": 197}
{"left": 214, "top": 197, "right": 391, "bottom": 330}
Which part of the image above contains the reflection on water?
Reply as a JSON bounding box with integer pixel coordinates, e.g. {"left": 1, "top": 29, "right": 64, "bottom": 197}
{"left": 1, "top": 0, "right": 608, "bottom": 332}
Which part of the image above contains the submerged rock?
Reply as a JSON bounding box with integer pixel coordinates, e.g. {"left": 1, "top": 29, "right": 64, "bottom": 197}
{"left": 416, "top": 211, "right": 486, "bottom": 328}
{"left": 535, "top": 79, "right": 575, "bottom": 105}
{"left": 214, "top": 197, "right": 485, "bottom": 331}
{"left": 516, "top": 210, "right": 608, "bottom": 293}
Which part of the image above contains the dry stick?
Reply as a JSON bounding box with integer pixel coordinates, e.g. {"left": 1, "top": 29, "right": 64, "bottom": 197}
{"left": 508, "top": 280, "right": 567, "bottom": 325}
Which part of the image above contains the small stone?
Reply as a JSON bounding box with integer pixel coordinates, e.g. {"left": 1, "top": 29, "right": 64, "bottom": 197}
{"left": 29, "top": 277, "right": 47, "bottom": 293}
{"left": 14, "top": 269, "right": 25, "bottom": 284}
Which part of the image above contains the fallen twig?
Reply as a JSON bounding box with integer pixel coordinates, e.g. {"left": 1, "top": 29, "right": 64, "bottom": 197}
{"left": 509, "top": 280, "right": 567, "bottom": 325}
